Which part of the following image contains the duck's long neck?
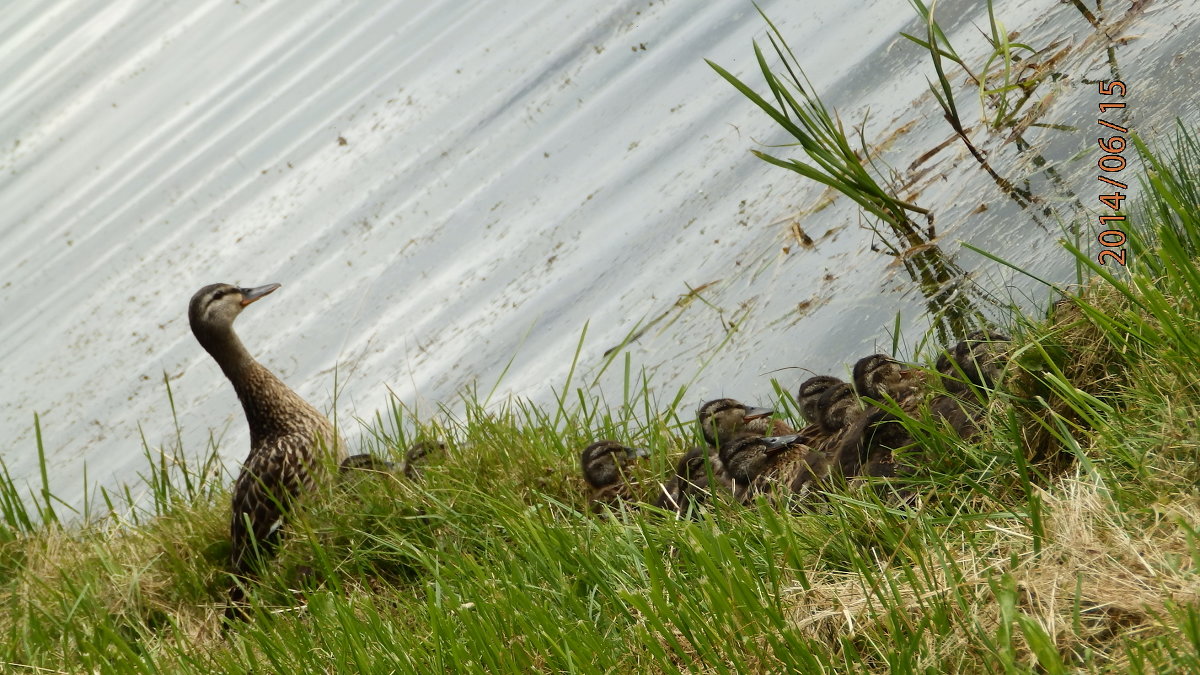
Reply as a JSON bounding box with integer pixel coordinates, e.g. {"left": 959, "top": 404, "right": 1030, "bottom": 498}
{"left": 197, "top": 323, "right": 255, "bottom": 380}
{"left": 198, "top": 325, "right": 323, "bottom": 443}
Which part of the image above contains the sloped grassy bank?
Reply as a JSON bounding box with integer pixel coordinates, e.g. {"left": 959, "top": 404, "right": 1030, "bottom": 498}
{"left": 3, "top": 133, "right": 1200, "bottom": 673}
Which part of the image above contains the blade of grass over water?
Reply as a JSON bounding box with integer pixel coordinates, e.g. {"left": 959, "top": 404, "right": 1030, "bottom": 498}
{"left": 708, "top": 8, "right": 930, "bottom": 240}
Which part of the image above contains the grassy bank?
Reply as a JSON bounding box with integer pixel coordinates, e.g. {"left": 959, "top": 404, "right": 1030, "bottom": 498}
{"left": 1, "top": 127, "right": 1199, "bottom": 673}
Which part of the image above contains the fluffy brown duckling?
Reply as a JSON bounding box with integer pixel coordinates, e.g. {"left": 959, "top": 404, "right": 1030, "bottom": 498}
{"left": 795, "top": 375, "right": 844, "bottom": 426}
{"left": 840, "top": 338, "right": 1009, "bottom": 484}
{"left": 580, "top": 440, "right": 651, "bottom": 513}
{"left": 339, "top": 440, "right": 446, "bottom": 480}
{"left": 852, "top": 353, "right": 923, "bottom": 403}
{"left": 786, "top": 379, "right": 860, "bottom": 498}
{"left": 688, "top": 398, "right": 794, "bottom": 500}
{"left": 340, "top": 453, "right": 398, "bottom": 473}
{"left": 697, "top": 398, "right": 792, "bottom": 447}
{"left": 649, "top": 398, "right": 788, "bottom": 514}
{"left": 936, "top": 330, "right": 1010, "bottom": 398}
{"left": 728, "top": 377, "right": 844, "bottom": 502}
{"left": 837, "top": 353, "right": 925, "bottom": 479}
{"left": 651, "top": 447, "right": 721, "bottom": 517}
{"left": 922, "top": 330, "right": 1011, "bottom": 440}
{"left": 189, "top": 282, "right": 344, "bottom": 586}
{"left": 718, "top": 433, "right": 806, "bottom": 503}
{"left": 400, "top": 440, "right": 446, "bottom": 480}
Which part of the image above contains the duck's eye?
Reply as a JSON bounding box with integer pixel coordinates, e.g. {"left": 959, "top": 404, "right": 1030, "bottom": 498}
{"left": 212, "top": 289, "right": 227, "bottom": 301}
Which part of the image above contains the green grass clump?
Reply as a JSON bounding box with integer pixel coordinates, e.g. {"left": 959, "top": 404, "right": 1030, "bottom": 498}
{"left": 4, "top": 129, "right": 1200, "bottom": 675}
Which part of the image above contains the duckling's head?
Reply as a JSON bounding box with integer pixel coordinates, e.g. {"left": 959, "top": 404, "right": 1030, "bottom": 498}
{"left": 719, "top": 433, "right": 803, "bottom": 483}
{"left": 814, "top": 381, "right": 857, "bottom": 432}
{"left": 188, "top": 282, "right": 281, "bottom": 348}
{"left": 852, "top": 354, "right": 912, "bottom": 401}
{"left": 339, "top": 453, "right": 397, "bottom": 473}
{"left": 405, "top": 440, "right": 447, "bottom": 464}
{"left": 697, "top": 399, "right": 774, "bottom": 446}
{"left": 796, "top": 376, "right": 844, "bottom": 424}
{"left": 940, "top": 330, "right": 1010, "bottom": 391}
{"left": 675, "top": 447, "right": 708, "bottom": 479}
{"left": 580, "top": 440, "right": 650, "bottom": 488}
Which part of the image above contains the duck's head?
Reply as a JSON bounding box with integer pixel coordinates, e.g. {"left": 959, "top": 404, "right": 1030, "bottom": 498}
{"left": 852, "top": 353, "right": 914, "bottom": 401}
{"left": 719, "top": 433, "right": 803, "bottom": 482}
{"left": 697, "top": 398, "right": 774, "bottom": 446}
{"left": 795, "top": 375, "right": 844, "bottom": 424}
{"left": 188, "top": 283, "right": 281, "bottom": 336}
{"left": 580, "top": 440, "right": 650, "bottom": 488}
{"left": 814, "top": 381, "right": 857, "bottom": 432}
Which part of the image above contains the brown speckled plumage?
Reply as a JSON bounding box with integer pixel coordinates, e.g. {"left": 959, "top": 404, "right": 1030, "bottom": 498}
{"left": 837, "top": 354, "right": 923, "bottom": 478}
{"left": 188, "top": 282, "right": 343, "bottom": 578}
{"left": 935, "top": 330, "right": 1010, "bottom": 397}
{"left": 696, "top": 398, "right": 780, "bottom": 447}
{"left": 647, "top": 399, "right": 781, "bottom": 515}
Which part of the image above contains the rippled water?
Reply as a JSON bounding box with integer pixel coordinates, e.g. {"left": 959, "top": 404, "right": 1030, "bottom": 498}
{"left": 0, "top": 0, "right": 1194, "bottom": 511}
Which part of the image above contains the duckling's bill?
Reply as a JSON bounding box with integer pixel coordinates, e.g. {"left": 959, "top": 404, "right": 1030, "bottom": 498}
{"left": 742, "top": 406, "right": 774, "bottom": 422}
{"left": 760, "top": 433, "right": 803, "bottom": 454}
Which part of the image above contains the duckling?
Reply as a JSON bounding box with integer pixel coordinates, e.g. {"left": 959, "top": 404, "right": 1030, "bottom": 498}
{"left": 936, "top": 330, "right": 1010, "bottom": 398}
{"left": 836, "top": 352, "right": 936, "bottom": 478}
{"left": 651, "top": 447, "right": 718, "bottom": 517}
{"left": 696, "top": 398, "right": 789, "bottom": 447}
{"left": 852, "top": 353, "right": 923, "bottom": 403}
{"left": 189, "top": 283, "right": 344, "bottom": 599}
{"left": 340, "top": 440, "right": 446, "bottom": 479}
{"left": 675, "top": 398, "right": 791, "bottom": 503}
{"left": 795, "top": 375, "right": 845, "bottom": 426}
{"left": 729, "top": 375, "right": 841, "bottom": 502}
{"left": 340, "top": 454, "right": 398, "bottom": 473}
{"left": 923, "top": 331, "right": 1011, "bottom": 438}
{"left": 400, "top": 440, "right": 446, "bottom": 480}
{"left": 785, "top": 379, "right": 859, "bottom": 498}
{"left": 718, "top": 433, "right": 805, "bottom": 503}
{"left": 580, "top": 440, "right": 651, "bottom": 513}
{"left": 841, "top": 339, "right": 1008, "bottom": 484}
{"left": 813, "top": 381, "right": 860, "bottom": 437}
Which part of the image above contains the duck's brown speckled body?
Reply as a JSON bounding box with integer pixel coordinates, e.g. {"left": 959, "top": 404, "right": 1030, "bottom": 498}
{"left": 189, "top": 282, "right": 344, "bottom": 578}
{"left": 936, "top": 330, "right": 1010, "bottom": 398}
{"left": 836, "top": 354, "right": 923, "bottom": 479}
{"left": 650, "top": 398, "right": 786, "bottom": 515}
